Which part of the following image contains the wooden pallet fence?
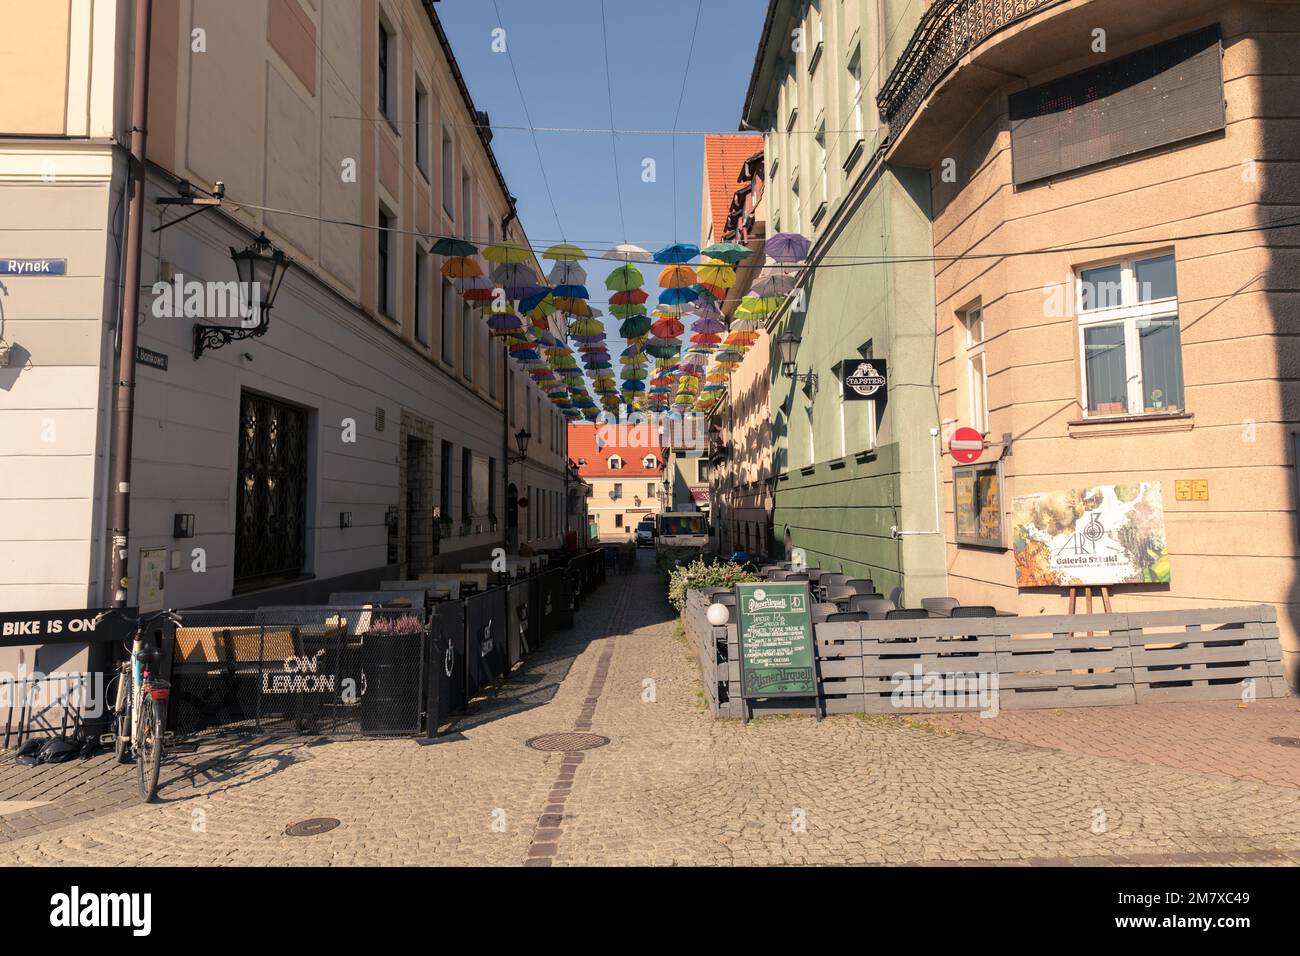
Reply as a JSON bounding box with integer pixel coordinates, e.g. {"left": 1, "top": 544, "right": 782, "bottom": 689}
{"left": 682, "top": 592, "right": 1289, "bottom": 718}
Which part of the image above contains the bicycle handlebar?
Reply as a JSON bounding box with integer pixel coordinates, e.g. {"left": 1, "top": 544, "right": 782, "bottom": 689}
{"left": 93, "top": 608, "right": 184, "bottom": 629}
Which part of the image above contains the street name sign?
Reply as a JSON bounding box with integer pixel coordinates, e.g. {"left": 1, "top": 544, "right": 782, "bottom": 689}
{"left": 0, "top": 259, "right": 66, "bottom": 276}
{"left": 735, "top": 582, "right": 817, "bottom": 703}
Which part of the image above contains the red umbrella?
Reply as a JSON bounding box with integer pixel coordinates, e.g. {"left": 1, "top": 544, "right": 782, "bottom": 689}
{"left": 609, "top": 289, "right": 649, "bottom": 305}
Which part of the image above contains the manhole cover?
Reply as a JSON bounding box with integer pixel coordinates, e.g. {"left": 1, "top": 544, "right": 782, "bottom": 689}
{"left": 285, "top": 817, "right": 341, "bottom": 837}
{"left": 525, "top": 732, "right": 610, "bottom": 752}
{"left": 1269, "top": 736, "right": 1300, "bottom": 749}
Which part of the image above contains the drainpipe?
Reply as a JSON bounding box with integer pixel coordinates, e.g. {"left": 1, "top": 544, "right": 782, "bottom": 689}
{"left": 107, "top": 0, "right": 152, "bottom": 606}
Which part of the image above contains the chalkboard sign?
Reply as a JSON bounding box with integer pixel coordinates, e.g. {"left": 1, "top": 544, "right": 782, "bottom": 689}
{"left": 734, "top": 582, "right": 817, "bottom": 699}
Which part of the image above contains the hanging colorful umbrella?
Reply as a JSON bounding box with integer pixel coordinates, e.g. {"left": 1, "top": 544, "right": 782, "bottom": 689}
{"left": 690, "top": 315, "right": 727, "bottom": 334}
{"left": 619, "top": 318, "right": 652, "bottom": 338}
{"left": 481, "top": 241, "right": 533, "bottom": 264}
{"left": 645, "top": 337, "right": 682, "bottom": 359}
{"left": 697, "top": 260, "right": 736, "bottom": 288}
{"left": 701, "top": 241, "right": 753, "bottom": 265}
{"left": 551, "top": 284, "right": 590, "bottom": 300}
{"left": 751, "top": 268, "right": 798, "bottom": 297}
{"left": 570, "top": 318, "right": 604, "bottom": 336}
{"left": 763, "top": 232, "right": 810, "bottom": 263}
{"left": 461, "top": 276, "right": 496, "bottom": 301}
{"left": 650, "top": 317, "right": 685, "bottom": 338}
{"left": 609, "top": 288, "right": 649, "bottom": 305}
{"left": 553, "top": 297, "right": 591, "bottom": 316}
{"left": 440, "top": 256, "right": 481, "bottom": 279}
{"left": 653, "top": 242, "right": 699, "bottom": 264}
{"left": 604, "top": 242, "right": 652, "bottom": 262}
{"left": 658, "top": 264, "right": 697, "bottom": 288}
{"left": 658, "top": 287, "right": 698, "bottom": 306}
{"left": 543, "top": 243, "right": 586, "bottom": 262}
{"left": 487, "top": 313, "right": 524, "bottom": 336}
{"left": 546, "top": 261, "right": 587, "bottom": 286}
{"left": 609, "top": 303, "right": 648, "bottom": 319}
{"left": 604, "top": 263, "right": 645, "bottom": 291}
{"left": 431, "top": 237, "right": 478, "bottom": 257}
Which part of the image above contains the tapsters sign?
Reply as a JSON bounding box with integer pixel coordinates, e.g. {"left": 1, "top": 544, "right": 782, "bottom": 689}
{"left": 840, "top": 359, "right": 888, "bottom": 400}
{"left": 735, "top": 582, "right": 817, "bottom": 699}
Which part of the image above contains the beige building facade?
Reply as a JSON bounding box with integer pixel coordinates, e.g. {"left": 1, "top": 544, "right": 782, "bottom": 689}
{"left": 877, "top": 0, "right": 1300, "bottom": 687}
{"left": 0, "top": 0, "right": 569, "bottom": 618}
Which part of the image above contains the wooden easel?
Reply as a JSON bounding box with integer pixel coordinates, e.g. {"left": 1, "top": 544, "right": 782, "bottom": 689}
{"left": 1068, "top": 586, "right": 1113, "bottom": 615}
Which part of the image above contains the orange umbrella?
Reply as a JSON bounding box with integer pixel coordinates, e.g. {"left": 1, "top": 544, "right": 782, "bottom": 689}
{"left": 658, "top": 264, "right": 697, "bottom": 289}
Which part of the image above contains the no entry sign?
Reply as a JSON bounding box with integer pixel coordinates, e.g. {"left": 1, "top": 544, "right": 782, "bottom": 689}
{"left": 949, "top": 427, "right": 985, "bottom": 463}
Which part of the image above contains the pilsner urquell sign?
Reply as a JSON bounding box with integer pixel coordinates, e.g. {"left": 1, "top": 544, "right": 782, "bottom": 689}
{"left": 735, "top": 582, "right": 817, "bottom": 699}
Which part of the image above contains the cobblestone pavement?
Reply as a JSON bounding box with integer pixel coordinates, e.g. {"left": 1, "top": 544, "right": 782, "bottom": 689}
{"left": 1, "top": 552, "right": 1298, "bottom": 866}
{"left": 930, "top": 699, "right": 1300, "bottom": 790}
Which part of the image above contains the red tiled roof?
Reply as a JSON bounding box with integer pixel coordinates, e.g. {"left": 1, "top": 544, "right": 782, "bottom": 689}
{"left": 568, "top": 424, "right": 664, "bottom": 478}
{"left": 703, "top": 134, "right": 763, "bottom": 244}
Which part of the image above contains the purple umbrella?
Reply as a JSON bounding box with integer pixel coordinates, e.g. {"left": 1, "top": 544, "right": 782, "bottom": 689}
{"left": 764, "top": 232, "right": 810, "bottom": 264}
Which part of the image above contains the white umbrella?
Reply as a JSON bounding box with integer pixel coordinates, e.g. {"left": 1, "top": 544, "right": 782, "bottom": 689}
{"left": 546, "top": 261, "right": 587, "bottom": 286}
{"left": 604, "top": 242, "right": 652, "bottom": 262}
{"left": 751, "top": 268, "right": 797, "bottom": 297}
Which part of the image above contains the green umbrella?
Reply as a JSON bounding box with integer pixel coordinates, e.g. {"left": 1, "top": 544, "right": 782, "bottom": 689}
{"left": 604, "top": 263, "right": 645, "bottom": 292}
{"left": 701, "top": 241, "right": 753, "bottom": 265}
{"left": 430, "top": 237, "right": 478, "bottom": 257}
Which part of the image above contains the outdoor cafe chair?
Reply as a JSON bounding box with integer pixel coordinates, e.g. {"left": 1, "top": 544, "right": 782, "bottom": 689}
{"left": 766, "top": 570, "right": 788, "bottom": 581}
{"left": 783, "top": 572, "right": 810, "bottom": 582}
{"left": 810, "top": 602, "right": 840, "bottom": 623}
{"left": 950, "top": 605, "right": 998, "bottom": 618}
{"left": 713, "top": 592, "right": 737, "bottom": 607}
{"left": 885, "top": 608, "right": 929, "bottom": 620}
{"left": 826, "top": 611, "right": 871, "bottom": 623}
{"left": 805, "top": 568, "right": 825, "bottom": 582}
{"left": 825, "top": 585, "right": 856, "bottom": 607}
{"left": 845, "top": 579, "right": 875, "bottom": 594}
{"left": 921, "top": 597, "right": 960, "bottom": 616}
{"left": 849, "top": 596, "right": 894, "bottom": 617}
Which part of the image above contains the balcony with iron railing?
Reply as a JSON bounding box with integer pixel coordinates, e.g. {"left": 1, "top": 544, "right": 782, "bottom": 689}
{"left": 877, "top": 0, "right": 1229, "bottom": 166}
{"left": 877, "top": 0, "right": 1064, "bottom": 144}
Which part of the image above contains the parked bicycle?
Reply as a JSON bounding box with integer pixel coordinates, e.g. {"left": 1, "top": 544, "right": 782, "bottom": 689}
{"left": 93, "top": 608, "right": 179, "bottom": 802}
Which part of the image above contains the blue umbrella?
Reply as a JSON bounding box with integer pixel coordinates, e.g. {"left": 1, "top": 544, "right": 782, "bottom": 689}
{"left": 653, "top": 243, "right": 699, "bottom": 264}
{"left": 659, "top": 287, "right": 698, "bottom": 305}
{"left": 519, "top": 289, "right": 552, "bottom": 313}
{"left": 552, "top": 284, "right": 590, "bottom": 299}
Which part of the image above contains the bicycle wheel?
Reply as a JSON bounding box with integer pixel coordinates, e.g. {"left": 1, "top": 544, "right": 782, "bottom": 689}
{"left": 136, "top": 696, "right": 164, "bottom": 802}
{"left": 114, "top": 708, "right": 131, "bottom": 764}
{"left": 114, "top": 664, "right": 132, "bottom": 764}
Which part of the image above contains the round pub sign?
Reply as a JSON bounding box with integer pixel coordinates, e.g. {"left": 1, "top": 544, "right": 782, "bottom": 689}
{"left": 842, "top": 360, "right": 887, "bottom": 399}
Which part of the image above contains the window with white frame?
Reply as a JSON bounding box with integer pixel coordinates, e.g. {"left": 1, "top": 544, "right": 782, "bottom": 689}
{"left": 848, "top": 46, "right": 864, "bottom": 143}
{"left": 1076, "top": 253, "right": 1184, "bottom": 417}
{"left": 814, "top": 119, "right": 828, "bottom": 209}
{"left": 378, "top": 20, "right": 395, "bottom": 123}
{"left": 414, "top": 82, "right": 429, "bottom": 176}
{"left": 790, "top": 174, "right": 802, "bottom": 233}
{"left": 642, "top": 454, "right": 657, "bottom": 469}
{"left": 415, "top": 245, "right": 431, "bottom": 344}
{"left": 441, "top": 129, "right": 455, "bottom": 217}
{"left": 608, "top": 455, "right": 623, "bottom": 470}
{"left": 961, "top": 305, "right": 988, "bottom": 433}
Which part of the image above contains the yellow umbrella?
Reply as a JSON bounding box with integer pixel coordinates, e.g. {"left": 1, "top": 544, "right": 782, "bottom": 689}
{"left": 481, "top": 242, "right": 532, "bottom": 264}
{"left": 553, "top": 297, "right": 591, "bottom": 316}
{"left": 440, "top": 256, "right": 481, "bottom": 278}
{"left": 570, "top": 318, "right": 604, "bottom": 336}
{"left": 696, "top": 260, "right": 736, "bottom": 288}
{"left": 543, "top": 243, "right": 586, "bottom": 261}
{"left": 658, "top": 264, "right": 697, "bottom": 288}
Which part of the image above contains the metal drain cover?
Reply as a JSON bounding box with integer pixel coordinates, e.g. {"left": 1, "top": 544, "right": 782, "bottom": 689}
{"left": 526, "top": 732, "right": 610, "bottom": 752}
{"left": 1269, "top": 736, "right": 1300, "bottom": 749}
{"left": 285, "top": 817, "right": 340, "bottom": 837}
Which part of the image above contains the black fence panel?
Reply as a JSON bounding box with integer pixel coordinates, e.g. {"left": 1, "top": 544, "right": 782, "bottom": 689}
{"left": 169, "top": 606, "right": 425, "bottom": 740}
{"left": 506, "top": 581, "right": 531, "bottom": 667}
{"left": 429, "top": 600, "right": 466, "bottom": 721}
{"left": 463, "top": 589, "right": 507, "bottom": 696}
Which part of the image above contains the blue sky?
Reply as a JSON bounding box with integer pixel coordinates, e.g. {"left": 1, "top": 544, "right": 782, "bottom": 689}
{"left": 438, "top": 0, "right": 766, "bottom": 358}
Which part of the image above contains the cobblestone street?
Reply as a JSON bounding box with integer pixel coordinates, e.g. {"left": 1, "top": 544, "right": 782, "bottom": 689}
{"left": 2, "top": 553, "right": 1298, "bottom": 867}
